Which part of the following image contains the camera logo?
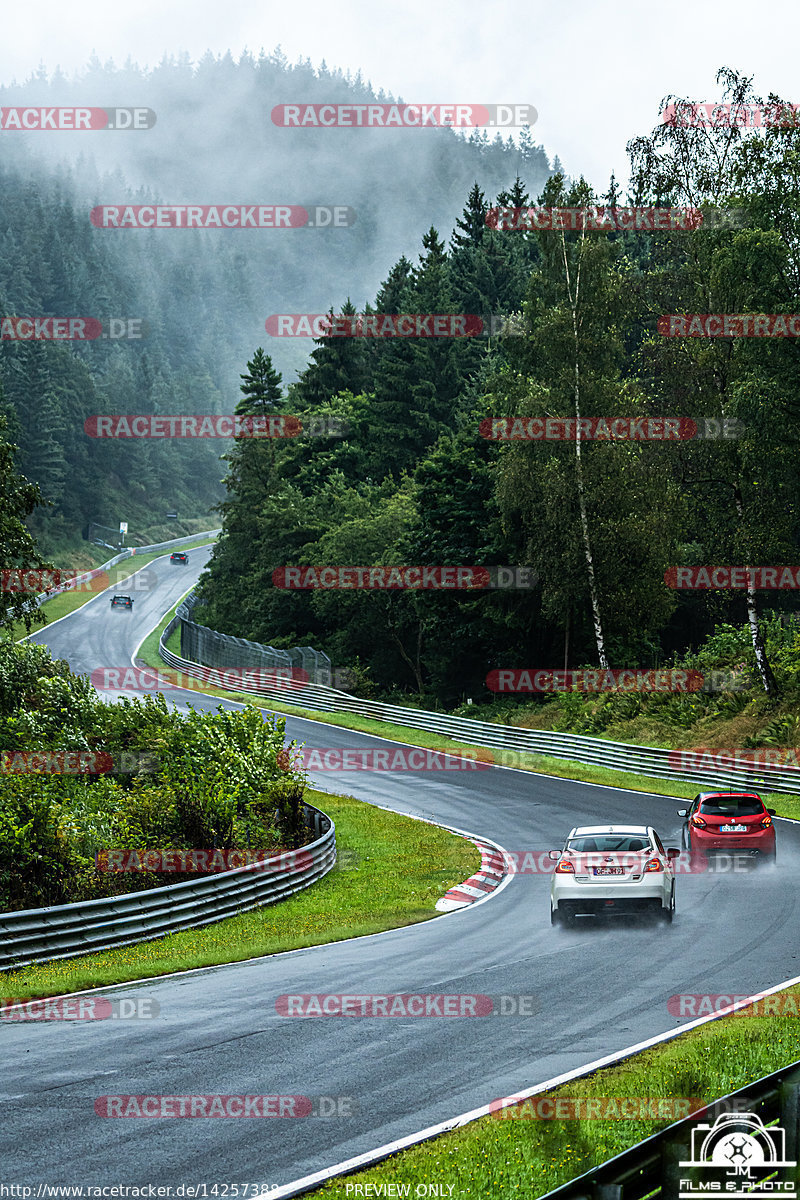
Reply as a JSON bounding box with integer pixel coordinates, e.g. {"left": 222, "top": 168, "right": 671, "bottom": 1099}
{"left": 679, "top": 1111, "right": 796, "bottom": 1197}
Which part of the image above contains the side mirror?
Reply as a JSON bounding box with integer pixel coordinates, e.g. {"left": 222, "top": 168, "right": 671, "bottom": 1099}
{"left": 677, "top": 809, "right": 687, "bottom": 817}
{"left": 548, "top": 849, "right": 561, "bottom": 861}
{"left": 768, "top": 809, "right": 776, "bottom": 816}
{"left": 667, "top": 848, "right": 681, "bottom": 861}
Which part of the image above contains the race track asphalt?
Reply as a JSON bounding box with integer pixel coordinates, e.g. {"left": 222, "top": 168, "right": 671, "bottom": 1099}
{"left": 3, "top": 548, "right": 798, "bottom": 1189}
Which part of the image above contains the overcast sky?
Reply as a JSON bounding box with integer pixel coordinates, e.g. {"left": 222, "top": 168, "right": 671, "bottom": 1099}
{"left": 2, "top": 0, "right": 799, "bottom": 190}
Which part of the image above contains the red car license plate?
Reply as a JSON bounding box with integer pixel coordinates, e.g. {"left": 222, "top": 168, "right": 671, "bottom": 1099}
{"left": 593, "top": 867, "right": 623, "bottom": 875}
{"left": 720, "top": 824, "right": 747, "bottom": 832}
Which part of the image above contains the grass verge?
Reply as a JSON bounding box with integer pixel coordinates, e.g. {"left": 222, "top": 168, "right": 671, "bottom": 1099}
{"left": 314, "top": 988, "right": 800, "bottom": 1197}
{"left": 0, "top": 788, "right": 479, "bottom": 1002}
{"left": 134, "top": 619, "right": 800, "bottom": 823}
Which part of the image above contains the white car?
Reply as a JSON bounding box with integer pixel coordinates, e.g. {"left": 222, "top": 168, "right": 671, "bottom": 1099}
{"left": 549, "top": 824, "right": 678, "bottom": 927}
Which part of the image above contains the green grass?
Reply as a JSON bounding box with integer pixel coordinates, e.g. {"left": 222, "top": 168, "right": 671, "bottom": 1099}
{"left": 0, "top": 788, "right": 479, "bottom": 1002}
{"left": 314, "top": 988, "right": 800, "bottom": 1197}
{"left": 5, "top": 536, "right": 218, "bottom": 643}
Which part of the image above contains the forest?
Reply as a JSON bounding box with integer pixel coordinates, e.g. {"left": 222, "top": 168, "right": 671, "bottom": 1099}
{"left": 196, "top": 69, "right": 800, "bottom": 709}
{"left": 3, "top": 61, "right": 800, "bottom": 714}
{"left": 0, "top": 50, "right": 551, "bottom": 555}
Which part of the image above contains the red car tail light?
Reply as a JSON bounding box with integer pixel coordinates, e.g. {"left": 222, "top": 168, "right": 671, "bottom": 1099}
{"left": 555, "top": 859, "right": 575, "bottom": 874}
{"left": 690, "top": 814, "right": 707, "bottom": 828}
{"left": 644, "top": 858, "right": 663, "bottom": 872}
{"left": 761, "top": 814, "right": 773, "bottom": 828}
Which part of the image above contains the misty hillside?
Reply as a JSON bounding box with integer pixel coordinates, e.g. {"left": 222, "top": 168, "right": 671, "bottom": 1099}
{"left": 0, "top": 50, "right": 554, "bottom": 383}
{"left": 0, "top": 51, "right": 555, "bottom": 552}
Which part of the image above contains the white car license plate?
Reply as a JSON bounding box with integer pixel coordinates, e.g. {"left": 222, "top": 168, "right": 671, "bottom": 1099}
{"left": 593, "top": 867, "right": 623, "bottom": 876}
{"left": 720, "top": 824, "right": 747, "bottom": 833}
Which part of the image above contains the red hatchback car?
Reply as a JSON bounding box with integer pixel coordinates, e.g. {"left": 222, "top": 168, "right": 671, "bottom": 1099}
{"left": 677, "top": 792, "right": 776, "bottom": 863}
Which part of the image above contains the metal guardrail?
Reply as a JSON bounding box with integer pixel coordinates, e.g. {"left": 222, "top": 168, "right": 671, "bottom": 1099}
{"left": 0, "top": 803, "right": 334, "bottom": 970}
{"left": 129, "top": 529, "right": 222, "bottom": 555}
{"left": 538, "top": 1057, "right": 800, "bottom": 1198}
{"left": 174, "top": 591, "right": 331, "bottom": 682}
{"left": 36, "top": 529, "right": 222, "bottom": 605}
{"left": 157, "top": 621, "right": 800, "bottom": 797}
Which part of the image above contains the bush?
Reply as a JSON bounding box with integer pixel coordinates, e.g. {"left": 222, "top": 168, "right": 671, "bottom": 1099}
{"left": 0, "top": 641, "right": 309, "bottom": 910}
{"left": 0, "top": 777, "right": 80, "bottom": 910}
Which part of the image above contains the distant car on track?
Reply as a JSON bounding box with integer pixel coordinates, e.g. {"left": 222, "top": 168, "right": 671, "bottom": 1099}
{"left": 677, "top": 792, "right": 776, "bottom": 863}
{"left": 550, "top": 824, "right": 678, "bottom": 928}
{"left": 170, "top": 552, "right": 189, "bottom": 564}
{"left": 110, "top": 595, "right": 133, "bottom": 609}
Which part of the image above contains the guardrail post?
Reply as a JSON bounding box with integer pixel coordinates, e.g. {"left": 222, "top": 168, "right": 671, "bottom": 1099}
{"left": 780, "top": 1079, "right": 800, "bottom": 1166}
{"left": 661, "top": 1140, "right": 690, "bottom": 1200}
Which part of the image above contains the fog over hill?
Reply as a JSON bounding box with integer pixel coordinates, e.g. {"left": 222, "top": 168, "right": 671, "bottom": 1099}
{"left": 0, "top": 50, "right": 556, "bottom": 549}
{"left": 0, "top": 50, "right": 555, "bottom": 382}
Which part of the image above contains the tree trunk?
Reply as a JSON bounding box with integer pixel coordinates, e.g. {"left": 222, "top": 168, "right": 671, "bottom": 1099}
{"left": 744, "top": 581, "right": 777, "bottom": 696}
{"left": 733, "top": 485, "right": 777, "bottom": 696}
{"left": 562, "top": 231, "right": 609, "bottom": 670}
{"left": 387, "top": 616, "right": 425, "bottom": 694}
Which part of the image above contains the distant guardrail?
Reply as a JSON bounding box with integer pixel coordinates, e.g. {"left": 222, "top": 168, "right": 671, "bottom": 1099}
{"left": 165, "top": 590, "right": 332, "bottom": 685}
{"left": 158, "top": 617, "right": 800, "bottom": 797}
{"left": 0, "top": 803, "right": 334, "bottom": 970}
{"left": 36, "top": 529, "right": 221, "bottom": 605}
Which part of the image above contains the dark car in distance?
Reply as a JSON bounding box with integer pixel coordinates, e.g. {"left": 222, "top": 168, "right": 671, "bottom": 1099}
{"left": 110, "top": 595, "right": 133, "bottom": 609}
{"left": 170, "top": 552, "right": 189, "bottom": 564}
{"left": 677, "top": 791, "right": 776, "bottom": 863}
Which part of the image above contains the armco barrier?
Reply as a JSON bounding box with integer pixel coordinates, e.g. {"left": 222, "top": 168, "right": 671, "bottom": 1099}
{"left": 537, "top": 1056, "right": 800, "bottom": 1198}
{"left": 36, "top": 529, "right": 222, "bottom": 606}
{"left": 0, "top": 803, "right": 334, "bottom": 970}
{"left": 158, "top": 620, "right": 800, "bottom": 797}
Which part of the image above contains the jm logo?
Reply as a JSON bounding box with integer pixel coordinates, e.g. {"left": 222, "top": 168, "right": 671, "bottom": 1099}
{"left": 679, "top": 1110, "right": 796, "bottom": 1198}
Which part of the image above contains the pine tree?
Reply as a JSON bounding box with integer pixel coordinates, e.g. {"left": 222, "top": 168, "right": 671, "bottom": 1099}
{"left": 450, "top": 183, "right": 488, "bottom": 250}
